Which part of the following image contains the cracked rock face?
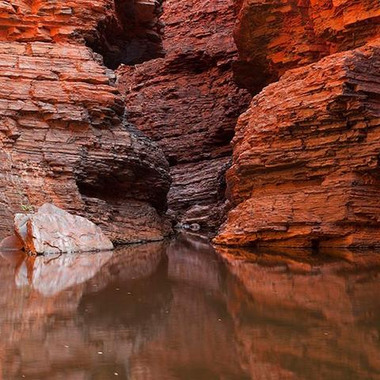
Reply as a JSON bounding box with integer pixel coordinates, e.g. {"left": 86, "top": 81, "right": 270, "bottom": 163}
{"left": 14, "top": 203, "right": 114, "bottom": 255}
{"left": 0, "top": 0, "right": 172, "bottom": 243}
{"left": 216, "top": 42, "right": 380, "bottom": 248}
{"left": 216, "top": 0, "right": 380, "bottom": 248}
{"left": 233, "top": 0, "right": 380, "bottom": 92}
{"left": 118, "top": 0, "right": 251, "bottom": 229}
{"left": 85, "top": 0, "right": 166, "bottom": 68}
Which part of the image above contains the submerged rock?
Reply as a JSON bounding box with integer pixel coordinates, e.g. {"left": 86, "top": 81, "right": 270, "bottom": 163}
{"left": 14, "top": 203, "right": 113, "bottom": 255}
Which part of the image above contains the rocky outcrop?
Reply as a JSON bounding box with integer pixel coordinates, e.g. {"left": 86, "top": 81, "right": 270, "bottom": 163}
{"left": 0, "top": 0, "right": 171, "bottom": 243}
{"left": 118, "top": 0, "right": 251, "bottom": 228}
{"left": 234, "top": 0, "right": 380, "bottom": 92}
{"left": 85, "top": 0, "right": 165, "bottom": 68}
{"left": 216, "top": 1, "right": 380, "bottom": 248}
{"left": 216, "top": 43, "right": 380, "bottom": 248}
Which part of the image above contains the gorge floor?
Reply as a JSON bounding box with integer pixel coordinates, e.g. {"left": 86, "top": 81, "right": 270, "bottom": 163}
{"left": 0, "top": 233, "right": 380, "bottom": 380}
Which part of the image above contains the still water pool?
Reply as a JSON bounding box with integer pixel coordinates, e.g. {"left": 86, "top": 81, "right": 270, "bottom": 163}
{"left": 0, "top": 233, "right": 380, "bottom": 380}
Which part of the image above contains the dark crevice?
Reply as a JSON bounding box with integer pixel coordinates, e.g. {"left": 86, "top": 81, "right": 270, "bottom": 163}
{"left": 76, "top": 168, "right": 168, "bottom": 213}
{"left": 85, "top": 0, "right": 166, "bottom": 69}
{"left": 164, "top": 51, "right": 228, "bottom": 75}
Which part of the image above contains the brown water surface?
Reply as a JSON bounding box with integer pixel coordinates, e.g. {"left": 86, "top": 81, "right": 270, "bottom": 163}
{"left": 0, "top": 233, "right": 380, "bottom": 380}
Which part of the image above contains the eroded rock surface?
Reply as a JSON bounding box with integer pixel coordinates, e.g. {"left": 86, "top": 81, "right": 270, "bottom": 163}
{"left": 234, "top": 0, "right": 380, "bottom": 91}
{"left": 85, "top": 0, "right": 165, "bottom": 68}
{"left": 216, "top": 43, "right": 380, "bottom": 248}
{"left": 216, "top": 0, "right": 380, "bottom": 248}
{"left": 118, "top": 0, "right": 251, "bottom": 228}
{"left": 0, "top": 0, "right": 171, "bottom": 243}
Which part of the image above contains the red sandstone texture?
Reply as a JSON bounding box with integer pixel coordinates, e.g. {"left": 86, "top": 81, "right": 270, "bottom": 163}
{"left": 118, "top": 0, "right": 251, "bottom": 228}
{"left": 216, "top": 2, "right": 380, "bottom": 248}
{"left": 0, "top": 0, "right": 171, "bottom": 243}
{"left": 234, "top": 0, "right": 380, "bottom": 91}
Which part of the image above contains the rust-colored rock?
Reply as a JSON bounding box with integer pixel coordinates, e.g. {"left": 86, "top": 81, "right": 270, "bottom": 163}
{"left": 234, "top": 0, "right": 380, "bottom": 92}
{"left": 118, "top": 0, "right": 251, "bottom": 228}
{"left": 14, "top": 203, "right": 114, "bottom": 255}
{"left": 216, "top": 43, "right": 380, "bottom": 248}
{"left": 216, "top": 0, "right": 380, "bottom": 248}
{"left": 0, "top": 0, "right": 171, "bottom": 243}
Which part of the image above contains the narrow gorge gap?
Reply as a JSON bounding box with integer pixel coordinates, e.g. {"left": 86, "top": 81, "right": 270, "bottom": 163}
{"left": 84, "top": 0, "right": 253, "bottom": 231}
{"left": 85, "top": 0, "right": 165, "bottom": 69}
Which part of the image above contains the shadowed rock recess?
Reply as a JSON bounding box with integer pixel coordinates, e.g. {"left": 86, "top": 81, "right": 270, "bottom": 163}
{"left": 216, "top": 1, "right": 380, "bottom": 247}
{"left": 118, "top": 0, "right": 252, "bottom": 229}
{"left": 0, "top": 0, "right": 172, "bottom": 243}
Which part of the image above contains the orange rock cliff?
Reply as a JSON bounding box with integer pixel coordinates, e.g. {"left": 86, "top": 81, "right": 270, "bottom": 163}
{"left": 0, "top": 0, "right": 171, "bottom": 243}
{"left": 1, "top": 0, "right": 380, "bottom": 248}
{"left": 215, "top": 0, "right": 380, "bottom": 247}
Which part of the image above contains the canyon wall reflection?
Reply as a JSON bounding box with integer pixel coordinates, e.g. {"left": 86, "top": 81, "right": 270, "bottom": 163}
{"left": 0, "top": 234, "right": 380, "bottom": 379}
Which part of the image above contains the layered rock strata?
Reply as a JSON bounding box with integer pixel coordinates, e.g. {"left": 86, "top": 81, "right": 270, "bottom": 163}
{"left": 216, "top": 1, "right": 380, "bottom": 248}
{"left": 234, "top": 0, "right": 380, "bottom": 92}
{"left": 118, "top": 0, "right": 251, "bottom": 228}
{"left": 0, "top": 0, "right": 171, "bottom": 243}
{"left": 85, "top": 0, "right": 165, "bottom": 68}
{"left": 216, "top": 43, "right": 380, "bottom": 248}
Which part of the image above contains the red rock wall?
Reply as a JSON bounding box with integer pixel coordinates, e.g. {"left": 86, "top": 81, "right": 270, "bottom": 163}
{"left": 0, "top": 0, "right": 171, "bottom": 243}
{"left": 216, "top": 0, "right": 380, "bottom": 247}
{"left": 118, "top": 0, "right": 251, "bottom": 228}
{"left": 234, "top": 0, "right": 380, "bottom": 92}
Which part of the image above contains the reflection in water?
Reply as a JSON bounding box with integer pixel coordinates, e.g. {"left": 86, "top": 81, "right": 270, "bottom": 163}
{"left": 0, "top": 234, "right": 380, "bottom": 379}
{"left": 14, "top": 251, "right": 114, "bottom": 296}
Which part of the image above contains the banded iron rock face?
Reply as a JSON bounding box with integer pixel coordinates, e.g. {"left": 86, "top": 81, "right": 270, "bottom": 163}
{"left": 118, "top": 0, "right": 251, "bottom": 229}
{"left": 216, "top": 42, "right": 380, "bottom": 248}
{"left": 0, "top": 0, "right": 171, "bottom": 243}
{"left": 233, "top": 0, "right": 380, "bottom": 92}
{"left": 216, "top": 0, "right": 380, "bottom": 248}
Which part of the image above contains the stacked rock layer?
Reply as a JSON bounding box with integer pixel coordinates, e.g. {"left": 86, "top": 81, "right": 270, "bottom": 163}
{"left": 216, "top": 0, "right": 380, "bottom": 248}
{"left": 0, "top": 0, "right": 171, "bottom": 243}
{"left": 118, "top": 0, "right": 251, "bottom": 228}
{"left": 233, "top": 0, "right": 380, "bottom": 91}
